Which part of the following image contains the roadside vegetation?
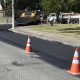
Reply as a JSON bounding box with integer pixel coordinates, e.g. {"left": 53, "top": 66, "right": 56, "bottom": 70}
{"left": 0, "top": 0, "right": 80, "bottom": 15}
{"left": 31, "top": 24, "right": 80, "bottom": 38}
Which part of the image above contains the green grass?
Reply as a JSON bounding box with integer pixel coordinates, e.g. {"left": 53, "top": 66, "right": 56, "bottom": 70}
{"left": 31, "top": 25, "right": 57, "bottom": 33}
{"left": 31, "top": 24, "right": 80, "bottom": 38}
{"left": 31, "top": 24, "right": 80, "bottom": 32}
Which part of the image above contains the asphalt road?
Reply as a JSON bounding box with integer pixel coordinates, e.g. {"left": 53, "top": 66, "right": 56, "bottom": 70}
{"left": 0, "top": 24, "right": 80, "bottom": 79}
{"left": 0, "top": 38, "right": 80, "bottom": 80}
{"left": 0, "top": 28, "right": 79, "bottom": 63}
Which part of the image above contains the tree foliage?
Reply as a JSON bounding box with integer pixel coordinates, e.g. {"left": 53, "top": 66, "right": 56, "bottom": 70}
{"left": 0, "top": 0, "right": 80, "bottom": 15}
{"left": 15, "top": 0, "right": 41, "bottom": 10}
{"left": 40, "top": 0, "right": 80, "bottom": 14}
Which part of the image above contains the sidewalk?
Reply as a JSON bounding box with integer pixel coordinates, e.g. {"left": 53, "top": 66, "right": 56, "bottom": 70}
{"left": 10, "top": 25, "right": 80, "bottom": 47}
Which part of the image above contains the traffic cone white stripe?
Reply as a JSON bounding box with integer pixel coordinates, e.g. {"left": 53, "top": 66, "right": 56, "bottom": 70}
{"left": 27, "top": 39, "right": 30, "bottom": 42}
{"left": 27, "top": 44, "right": 30, "bottom": 46}
{"left": 74, "top": 52, "right": 79, "bottom": 57}
{"left": 72, "top": 60, "right": 80, "bottom": 64}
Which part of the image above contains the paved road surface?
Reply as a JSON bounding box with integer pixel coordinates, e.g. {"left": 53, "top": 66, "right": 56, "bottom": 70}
{"left": 0, "top": 30, "right": 79, "bottom": 62}
{"left": 0, "top": 24, "right": 80, "bottom": 79}
{"left": 0, "top": 39, "right": 80, "bottom": 80}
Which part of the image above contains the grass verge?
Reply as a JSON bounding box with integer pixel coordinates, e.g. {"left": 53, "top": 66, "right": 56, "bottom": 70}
{"left": 31, "top": 24, "right": 80, "bottom": 38}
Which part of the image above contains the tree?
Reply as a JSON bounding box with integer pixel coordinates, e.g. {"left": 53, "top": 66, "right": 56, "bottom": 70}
{"left": 15, "top": 0, "right": 41, "bottom": 10}
{"left": 40, "top": 0, "right": 64, "bottom": 14}
{"left": 1, "top": 0, "right": 80, "bottom": 16}
{"left": 40, "top": 0, "right": 80, "bottom": 14}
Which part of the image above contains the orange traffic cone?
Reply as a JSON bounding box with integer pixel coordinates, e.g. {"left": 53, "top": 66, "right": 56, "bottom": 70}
{"left": 25, "top": 36, "right": 31, "bottom": 55}
{"left": 67, "top": 48, "right": 80, "bottom": 75}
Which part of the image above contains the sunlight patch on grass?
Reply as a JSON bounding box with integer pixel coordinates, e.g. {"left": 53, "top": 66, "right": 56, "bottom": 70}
{"left": 31, "top": 24, "right": 80, "bottom": 33}
{"left": 31, "top": 24, "right": 80, "bottom": 38}
{"left": 31, "top": 25, "right": 58, "bottom": 33}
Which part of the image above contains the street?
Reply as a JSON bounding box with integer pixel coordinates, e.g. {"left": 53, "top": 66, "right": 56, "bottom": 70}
{"left": 0, "top": 24, "right": 80, "bottom": 80}
{"left": 0, "top": 38, "right": 79, "bottom": 80}
{"left": 0, "top": 0, "right": 80, "bottom": 79}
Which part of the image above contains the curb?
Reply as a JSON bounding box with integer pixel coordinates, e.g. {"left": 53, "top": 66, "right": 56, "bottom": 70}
{"left": 13, "top": 29, "right": 80, "bottom": 47}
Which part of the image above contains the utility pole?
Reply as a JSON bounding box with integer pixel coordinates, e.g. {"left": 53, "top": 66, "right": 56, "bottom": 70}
{"left": 12, "top": 0, "right": 15, "bottom": 30}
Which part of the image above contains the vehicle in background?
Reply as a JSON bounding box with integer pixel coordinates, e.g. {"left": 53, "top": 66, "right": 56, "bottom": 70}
{"left": 39, "top": 13, "right": 47, "bottom": 24}
{"left": 61, "top": 13, "right": 80, "bottom": 24}
{"left": 47, "top": 12, "right": 80, "bottom": 24}
{"left": 47, "top": 13, "right": 57, "bottom": 23}
{"left": 15, "top": 10, "right": 40, "bottom": 25}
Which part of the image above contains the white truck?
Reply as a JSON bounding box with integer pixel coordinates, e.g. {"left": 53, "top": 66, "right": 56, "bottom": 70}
{"left": 47, "top": 12, "right": 80, "bottom": 24}
{"left": 47, "top": 13, "right": 57, "bottom": 23}
{"left": 62, "top": 13, "right": 80, "bottom": 24}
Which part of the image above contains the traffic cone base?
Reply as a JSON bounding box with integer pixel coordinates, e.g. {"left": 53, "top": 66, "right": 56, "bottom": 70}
{"left": 25, "top": 47, "right": 31, "bottom": 54}
{"left": 67, "top": 48, "right": 80, "bottom": 76}
{"left": 67, "top": 64, "right": 80, "bottom": 75}
{"left": 67, "top": 70, "right": 80, "bottom": 75}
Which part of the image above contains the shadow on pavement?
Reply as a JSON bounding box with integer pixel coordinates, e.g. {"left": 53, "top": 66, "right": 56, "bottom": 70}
{"left": 0, "top": 24, "right": 12, "bottom": 31}
{"left": 59, "top": 27, "right": 80, "bottom": 35}
{"left": 0, "top": 24, "right": 80, "bottom": 77}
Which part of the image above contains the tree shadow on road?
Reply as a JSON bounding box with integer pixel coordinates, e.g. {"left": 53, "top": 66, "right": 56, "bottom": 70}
{"left": 0, "top": 24, "right": 12, "bottom": 31}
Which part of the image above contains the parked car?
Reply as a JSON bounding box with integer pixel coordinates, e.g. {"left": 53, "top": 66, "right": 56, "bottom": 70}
{"left": 47, "top": 13, "right": 57, "bottom": 23}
